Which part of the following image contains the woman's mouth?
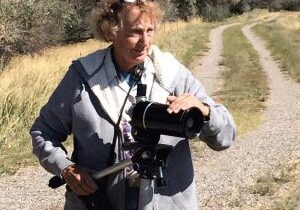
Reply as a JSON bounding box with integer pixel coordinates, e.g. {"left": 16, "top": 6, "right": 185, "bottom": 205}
{"left": 133, "top": 48, "right": 147, "bottom": 55}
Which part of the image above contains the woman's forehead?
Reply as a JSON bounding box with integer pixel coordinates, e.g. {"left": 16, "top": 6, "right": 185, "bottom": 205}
{"left": 122, "top": 7, "right": 154, "bottom": 27}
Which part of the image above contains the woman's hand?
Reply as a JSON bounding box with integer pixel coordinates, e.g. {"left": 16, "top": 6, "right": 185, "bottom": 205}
{"left": 62, "top": 164, "right": 98, "bottom": 195}
{"left": 167, "top": 93, "right": 210, "bottom": 118}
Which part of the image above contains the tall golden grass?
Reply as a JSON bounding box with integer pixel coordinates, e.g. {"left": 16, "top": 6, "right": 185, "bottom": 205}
{"left": 0, "top": 39, "right": 107, "bottom": 174}
{"left": 226, "top": 9, "right": 277, "bottom": 23}
{"left": 276, "top": 11, "right": 300, "bottom": 30}
{"left": 0, "top": 19, "right": 214, "bottom": 175}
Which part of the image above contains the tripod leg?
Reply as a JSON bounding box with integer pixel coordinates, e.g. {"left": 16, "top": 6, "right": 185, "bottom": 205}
{"left": 138, "top": 179, "right": 154, "bottom": 210}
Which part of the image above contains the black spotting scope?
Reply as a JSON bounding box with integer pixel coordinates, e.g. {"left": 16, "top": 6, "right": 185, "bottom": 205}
{"left": 130, "top": 100, "right": 204, "bottom": 144}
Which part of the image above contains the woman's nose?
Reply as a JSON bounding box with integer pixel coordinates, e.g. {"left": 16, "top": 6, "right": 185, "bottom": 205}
{"left": 139, "top": 32, "right": 151, "bottom": 46}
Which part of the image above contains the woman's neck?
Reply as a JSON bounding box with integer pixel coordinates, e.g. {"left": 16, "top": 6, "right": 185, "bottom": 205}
{"left": 111, "top": 48, "right": 134, "bottom": 73}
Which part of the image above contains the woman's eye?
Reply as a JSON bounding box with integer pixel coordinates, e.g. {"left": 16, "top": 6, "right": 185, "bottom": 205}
{"left": 129, "top": 33, "right": 139, "bottom": 37}
{"left": 127, "top": 28, "right": 154, "bottom": 37}
{"left": 128, "top": 30, "right": 141, "bottom": 37}
{"left": 147, "top": 29, "right": 154, "bottom": 36}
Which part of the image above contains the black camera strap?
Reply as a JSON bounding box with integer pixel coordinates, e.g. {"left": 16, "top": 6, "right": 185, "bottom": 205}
{"left": 109, "top": 63, "right": 145, "bottom": 165}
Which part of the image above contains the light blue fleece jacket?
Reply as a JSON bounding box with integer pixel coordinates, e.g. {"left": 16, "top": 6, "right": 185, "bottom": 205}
{"left": 30, "top": 45, "right": 236, "bottom": 210}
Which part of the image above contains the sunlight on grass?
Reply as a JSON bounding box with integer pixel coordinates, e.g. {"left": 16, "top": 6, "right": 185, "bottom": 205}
{"left": 226, "top": 9, "right": 277, "bottom": 24}
{"left": 156, "top": 18, "right": 216, "bottom": 66}
{"left": 276, "top": 12, "right": 300, "bottom": 30}
{"left": 0, "top": 39, "right": 106, "bottom": 175}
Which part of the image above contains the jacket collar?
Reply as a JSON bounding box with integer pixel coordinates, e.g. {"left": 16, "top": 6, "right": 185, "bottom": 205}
{"left": 78, "top": 46, "right": 119, "bottom": 123}
{"left": 77, "top": 45, "right": 180, "bottom": 124}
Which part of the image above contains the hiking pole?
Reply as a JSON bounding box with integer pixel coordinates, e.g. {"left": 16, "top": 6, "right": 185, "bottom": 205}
{"left": 91, "top": 159, "right": 132, "bottom": 180}
{"left": 48, "top": 159, "right": 132, "bottom": 189}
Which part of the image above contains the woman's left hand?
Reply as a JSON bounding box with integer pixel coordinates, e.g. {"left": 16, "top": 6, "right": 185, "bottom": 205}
{"left": 167, "top": 93, "right": 210, "bottom": 118}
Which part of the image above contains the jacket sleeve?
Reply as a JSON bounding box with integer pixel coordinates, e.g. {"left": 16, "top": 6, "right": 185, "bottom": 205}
{"left": 30, "top": 66, "right": 79, "bottom": 176}
{"left": 174, "top": 64, "right": 236, "bottom": 151}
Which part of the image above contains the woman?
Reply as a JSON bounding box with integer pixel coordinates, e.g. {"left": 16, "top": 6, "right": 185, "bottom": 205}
{"left": 30, "top": 0, "right": 236, "bottom": 209}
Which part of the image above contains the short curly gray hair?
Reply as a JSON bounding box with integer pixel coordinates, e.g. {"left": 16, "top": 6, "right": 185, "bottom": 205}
{"left": 89, "top": 0, "right": 163, "bottom": 42}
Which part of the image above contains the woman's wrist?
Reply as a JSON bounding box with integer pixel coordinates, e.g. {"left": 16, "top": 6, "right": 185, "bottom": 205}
{"left": 203, "top": 104, "right": 211, "bottom": 121}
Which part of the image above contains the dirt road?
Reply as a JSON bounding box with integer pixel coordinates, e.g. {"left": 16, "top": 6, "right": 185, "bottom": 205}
{"left": 194, "top": 19, "right": 300, "bottom": 209}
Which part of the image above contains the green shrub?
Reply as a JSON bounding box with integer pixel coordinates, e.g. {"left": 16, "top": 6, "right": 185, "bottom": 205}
{"left": 281, "top": 0, "right": 300, "bottom": 11}
{"left": 0, "top": 0, "right": 93, "bottom": 70}
{"left": 157, "top": 0, "right": 178, "bottom": 21}
{"left": 230, "top": 0, "right": 252, "bottom": 14}
{"left": 172, "top": 0, "right": 198, "bottom": 21}
{"left": 200, "top": 3, "right": 232, "bottom": 21}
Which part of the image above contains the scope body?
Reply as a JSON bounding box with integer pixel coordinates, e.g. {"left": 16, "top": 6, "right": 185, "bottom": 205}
{"left": 130, "top": 101, "right": 204, "bottom": 144}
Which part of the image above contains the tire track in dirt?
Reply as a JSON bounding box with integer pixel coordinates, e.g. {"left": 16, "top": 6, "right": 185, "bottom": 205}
{"left": 194, "top": 19, "right": 300, "bottom": 209}
{"left": 194, "top": 23, "right": 238, "bottom": 96}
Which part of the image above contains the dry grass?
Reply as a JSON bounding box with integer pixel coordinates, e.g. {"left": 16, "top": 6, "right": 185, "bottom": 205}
{"left": 226, "top": 9, "right": 278, "bottom": 24}
{"left": 156, "top": 18, "right": 216, "bottom": 66}
{"left": 276, "top": 11, "right": 300, "bottom": 30}
{"left": 0, "top": 39, "right": 106, "bottom": 175}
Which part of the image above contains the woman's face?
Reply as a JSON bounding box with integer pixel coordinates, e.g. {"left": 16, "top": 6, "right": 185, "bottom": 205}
{"left": 112, "top": 6, "right": 155, "bottom": 71}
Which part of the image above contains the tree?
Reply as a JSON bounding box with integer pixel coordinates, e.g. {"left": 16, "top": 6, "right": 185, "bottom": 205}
{"left": 157, "top": 0, "right": 178, "bottom": 21}
{"left": 172, "top": 0, "right": 197, "bottom": 21}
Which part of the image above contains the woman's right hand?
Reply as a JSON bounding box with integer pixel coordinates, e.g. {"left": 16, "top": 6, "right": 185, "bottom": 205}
{"left": 62, "top": 165, "right": 98, "bottom": 195}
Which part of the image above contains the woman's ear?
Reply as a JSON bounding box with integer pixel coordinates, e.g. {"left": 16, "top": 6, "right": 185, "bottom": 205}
{"left": 109, "top": 31, "right": 118, "bottom": 43}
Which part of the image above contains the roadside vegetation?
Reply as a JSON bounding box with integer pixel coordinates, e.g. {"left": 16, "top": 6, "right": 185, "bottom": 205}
{"left": 0, "top": 20, "right": 214, "bottom": 175}
{"left": 0, "top": 40, "right": 105, "bottom": 175}
{"left": 2, "top": 0, "right": 299, "bottom": 71}
{"left": 221, "top": 24, "right": 268, "bottom": 135}
{"left": 254, "top": 12, "right": 300, "bottom": 82}
{"left": 156, "top": 19, "right": 219, "bottom": 66}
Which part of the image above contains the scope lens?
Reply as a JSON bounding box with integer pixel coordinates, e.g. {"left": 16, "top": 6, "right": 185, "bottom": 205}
{"left": 186, "top": 117, "right": 194, "bottom": 128}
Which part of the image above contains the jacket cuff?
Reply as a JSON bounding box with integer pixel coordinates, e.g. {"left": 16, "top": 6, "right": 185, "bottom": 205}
{"left": 201, "top": 106, "right": 222, "bottom": 135}
{"left": 55, "top": 156, "right": 75, "bottom": 177}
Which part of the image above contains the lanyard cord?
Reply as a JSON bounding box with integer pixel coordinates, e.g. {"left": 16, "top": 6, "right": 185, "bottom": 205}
{"left": 109, "top": 63, "right": 145, "bottom": 165}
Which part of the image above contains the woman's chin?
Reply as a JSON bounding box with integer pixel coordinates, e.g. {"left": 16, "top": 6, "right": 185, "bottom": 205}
{"left": 132, "top": 54, "right": 147, "bottom": 64}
